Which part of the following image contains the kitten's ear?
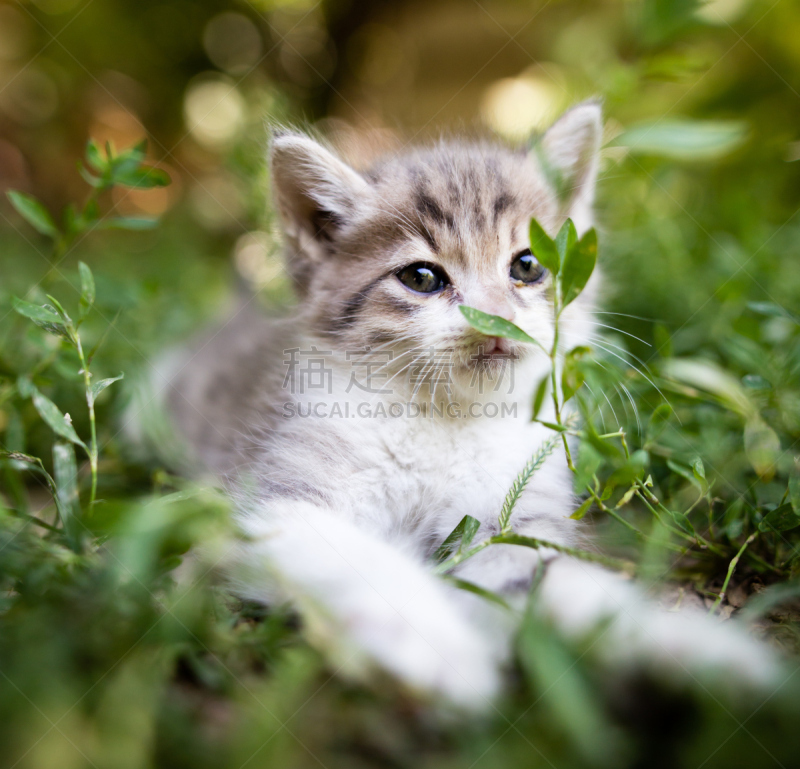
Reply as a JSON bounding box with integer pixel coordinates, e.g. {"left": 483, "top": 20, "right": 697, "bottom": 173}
{"left": 536, "top": 101, "right": 602, "bottom": 229}
{"left": 270, "top": 131, "right": 370, "bottom": 261}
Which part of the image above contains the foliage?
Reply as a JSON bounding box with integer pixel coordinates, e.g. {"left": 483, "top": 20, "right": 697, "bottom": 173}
{"left": 2, "top": 0, "right": 800, "bottom": 767}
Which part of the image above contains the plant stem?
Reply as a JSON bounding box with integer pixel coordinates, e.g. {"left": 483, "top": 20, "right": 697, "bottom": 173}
{"left": 436, "top": 532, "right": 635, "bottom": 575}
{"left": 74, "top": 334, "right": 97, "bottom": 511}
{"left": 550, "top": 302, "right": 575, "bottom": 471}
{"left": 587, "top": 487, "right": 687, "bottom": 553}
{"left": 708, "top": 531, "right": 758, "bottom": 616}
{"left": 634, "top": 481, "right": 726, "bottom": 556}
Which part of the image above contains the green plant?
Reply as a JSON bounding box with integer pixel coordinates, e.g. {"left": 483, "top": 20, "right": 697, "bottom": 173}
{"left": 2, "top": 140, "right": 170, "bottom": 549}
{"left": 449, "top": 215, "right": 800, "bottom": 614}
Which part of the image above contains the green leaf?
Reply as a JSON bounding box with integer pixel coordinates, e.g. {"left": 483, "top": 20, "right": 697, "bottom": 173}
{"left": 517, "top": 609, "right": 615, "bottom": 762}
{"left": 744, "top": 416, "right": 780, "bottom": 479}
{"left": 611, "top": 119, "right": 748, "bottom": 160}
{"left": 536, "top": 420, "right": 568, "bottom": 433}
{"left": 747, "top": 301, "right": 800, "bottom": 324}
{"left": 555, "top": 218, "right": 577, "bottom": 262}
{"left": 77, "top": 162, "right": 104, "bottom": 188}
{"left": 130, "top": 138, "right": 148, "bottom": 158}
{"left": 6, "top": 191, "right": 59, "bottom": 238}
{"left": 584, "top": 419, "right": 621, "bottom": 458}
{"left": 31, "top": 389, "right": 86, "bottom": 449}
{"left": 575, "top": 442, "right": 604, "bottom": 491}
{"left": 12, "top": 297, "right": 62, "bottom": 327}
{"left": 670, "top": 509, "right": 697, "bottom": 535}
{"left": 16, "top": 376, "right": 35, "bottom": 399}
{"left": 433, "top": 514, "right": 481, "bottom": 563}
{"left": 661, "top": 358, "right": 755, "bottom": 417}
{"left": 531, "top": 375, "right": 549, "bottom": 419}
{"left": 113, "top": 139, "right": 148, "bottom": 173}
{"left": 12, "top": 297, "right": 70, "bottom": 338}
{"left": 561, "top": 228, "right": 597, "bottom": 307}
{"left": 569, "top": 497, "right": 593, "bottom": 520}
{"left": 691, "top": 457, "right": 706, "bottom": 483}
{"left": 666, "top": 459, "right": 704, "bottom": 491}
{"left": 605, "top": 450, "right": 649, "bottom": 491}
{"left": 528, "top": 218, "right": 560, "bottom": 275}
{"left": 79, "top": 262, "right": 95, "bottom": 317}
{"left": 53, "top": 441, "right": 82, "bottom": 550}
{"left": 45, "top": 294, "right": 72, "bottom": 325}
{"left": 561, "top": 345, "right": 590, "bottom": 403}
{"left": 85, "top": 139, "right": 107, "bottom": 173}
{"left": 112, "top": 165, "right": 170, "bottom": 189}
{"left": 96, "top": 216, "right": 159, "bottom": 231}
{"left": 91, "top": 373, "right": 124, "bottom": 399}
{"left": 443, "top": 577, "right": 510, "bottom": 610}
{"left": 758, "top": 503, "right": 800, "bottom": 533}
{"left": 459, "top": 306, "right": 540, "bottom": 347}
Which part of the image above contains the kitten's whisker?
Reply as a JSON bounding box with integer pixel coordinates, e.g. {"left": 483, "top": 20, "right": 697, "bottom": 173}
{"left": 618, "top": 380, "right": 642, "bottom": 436}
{"left": 589, "top": 338, "right": 674, "bottom": 418}
{"left": 590, "top": 322, "right": 651, "bottom": 347}
{"left": 370, "top": 347, "right": 426, "bottom": 390}
{"left": 589, "top": 311, "right": 660, "bottom": 323}
{"left": 612, "top": 382, "right": 632, "bottom": 427}
{"left": 373, "top": 347, "right": 429, "bottom": 404}
{"left": 582, "top": 382, "right": 608, "bottom": 432}
{"left": 411, "top": 354, "right": 438, "bottom": 402}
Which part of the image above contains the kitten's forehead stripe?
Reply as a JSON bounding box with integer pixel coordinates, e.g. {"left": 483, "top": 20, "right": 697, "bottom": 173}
{"left": 416, "top": 192, "right": 456, "bottom": 232}
{"left": 418, "top": 225, "right": 439, "bottom": 253}
{"left": 493, "top": 193, "right": 514, "bottom": 224}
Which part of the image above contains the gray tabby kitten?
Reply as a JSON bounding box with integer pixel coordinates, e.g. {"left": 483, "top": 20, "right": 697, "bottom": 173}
{"left": 164, "top": 103, "right": 778, "bottom": 709}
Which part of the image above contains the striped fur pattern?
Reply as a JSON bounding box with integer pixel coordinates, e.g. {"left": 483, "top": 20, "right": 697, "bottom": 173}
{"left": 164, "top": 103, "right": 780, "bottom": 709}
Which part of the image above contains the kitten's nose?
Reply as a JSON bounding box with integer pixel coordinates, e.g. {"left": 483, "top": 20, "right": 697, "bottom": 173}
{"left": 472, "top": 298, "right": 515, "bottom": 322}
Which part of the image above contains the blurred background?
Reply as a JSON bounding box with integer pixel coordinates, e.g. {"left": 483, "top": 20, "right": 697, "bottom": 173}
{"left": 2, "top": 1, "right": 800, "bottom": 768}
{"left": 2, "top": 0, "right": 799, "bottom": 336}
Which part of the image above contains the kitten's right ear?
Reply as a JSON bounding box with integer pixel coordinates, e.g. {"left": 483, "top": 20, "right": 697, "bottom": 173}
{"left": 534, "top": 101, "right": 602, "bottom": 232}
{"left": 270, "top": 132, "right": 370, "bottom": 266}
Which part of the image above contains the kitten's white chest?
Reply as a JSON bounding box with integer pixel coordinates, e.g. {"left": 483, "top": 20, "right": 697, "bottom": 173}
{"left": 344, "top": 402, "right": 568, "bottom": 545}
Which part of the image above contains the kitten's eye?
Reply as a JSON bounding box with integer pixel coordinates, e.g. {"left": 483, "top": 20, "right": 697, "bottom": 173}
{"left": 510, "top": 249, "right": 546, "bottom": 284}
{"left": 396, "top": 262, "right": 449, "bottom": 294}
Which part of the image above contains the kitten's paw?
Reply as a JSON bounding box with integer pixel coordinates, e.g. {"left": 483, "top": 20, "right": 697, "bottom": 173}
{"left": 629, "top": 609, "right": 782, "bottom": 688}
{"left": 319, "top": 595, "right": 501, "bottom": 711}
{"left": 539, "top": 559, "right": 782, "bottom": 690}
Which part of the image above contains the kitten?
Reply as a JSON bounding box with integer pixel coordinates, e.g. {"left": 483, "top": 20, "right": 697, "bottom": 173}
{"left": 162, "top": 103, "right": 779, "bottom": 709}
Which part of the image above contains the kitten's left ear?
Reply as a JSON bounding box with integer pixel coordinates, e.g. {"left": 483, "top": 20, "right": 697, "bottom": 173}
{"left": 536, "top": 101, "right": 602, "bottom": 229}
{"left": 270, "top": 130, "right": 371, "bottom": 255}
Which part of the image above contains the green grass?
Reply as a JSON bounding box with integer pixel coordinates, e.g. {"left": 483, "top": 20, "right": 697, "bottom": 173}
{"left": 1, "top": 136, "right": 800, "bottom": 769}
{"left": 3, "top": 1, "right": 800, "bottom": 765}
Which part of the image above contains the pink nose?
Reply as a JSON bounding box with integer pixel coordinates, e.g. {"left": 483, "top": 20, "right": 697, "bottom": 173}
{"left": 472, "top": 299, "right": 515, "bottom": 322}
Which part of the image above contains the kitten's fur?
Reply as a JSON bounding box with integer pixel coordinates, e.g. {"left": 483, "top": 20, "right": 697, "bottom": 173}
{"left": 163, "top": 103, "right": 779, "bottom": 709}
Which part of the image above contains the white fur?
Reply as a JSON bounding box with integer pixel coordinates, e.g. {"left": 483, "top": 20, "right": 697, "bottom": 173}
{"left": 162, "top": 104, "right": 781, "bottom": 709}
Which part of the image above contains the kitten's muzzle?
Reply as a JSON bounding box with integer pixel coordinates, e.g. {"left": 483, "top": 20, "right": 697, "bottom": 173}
{"left": 480, "top": 337, "right": 511, "bottom": 356}
{"left": 464, "top": 334, "right": 521, "bottom": 368}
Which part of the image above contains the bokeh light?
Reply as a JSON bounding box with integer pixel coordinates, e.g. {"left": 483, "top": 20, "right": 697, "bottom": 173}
{"left": 203, "top": 12, "right": 263, "bottom": 75}
{"left": 481, "top": 69, "right": 568, "bottom": 140}
{"left": 184, "top": 74, "right": 247, "bottom": 148}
